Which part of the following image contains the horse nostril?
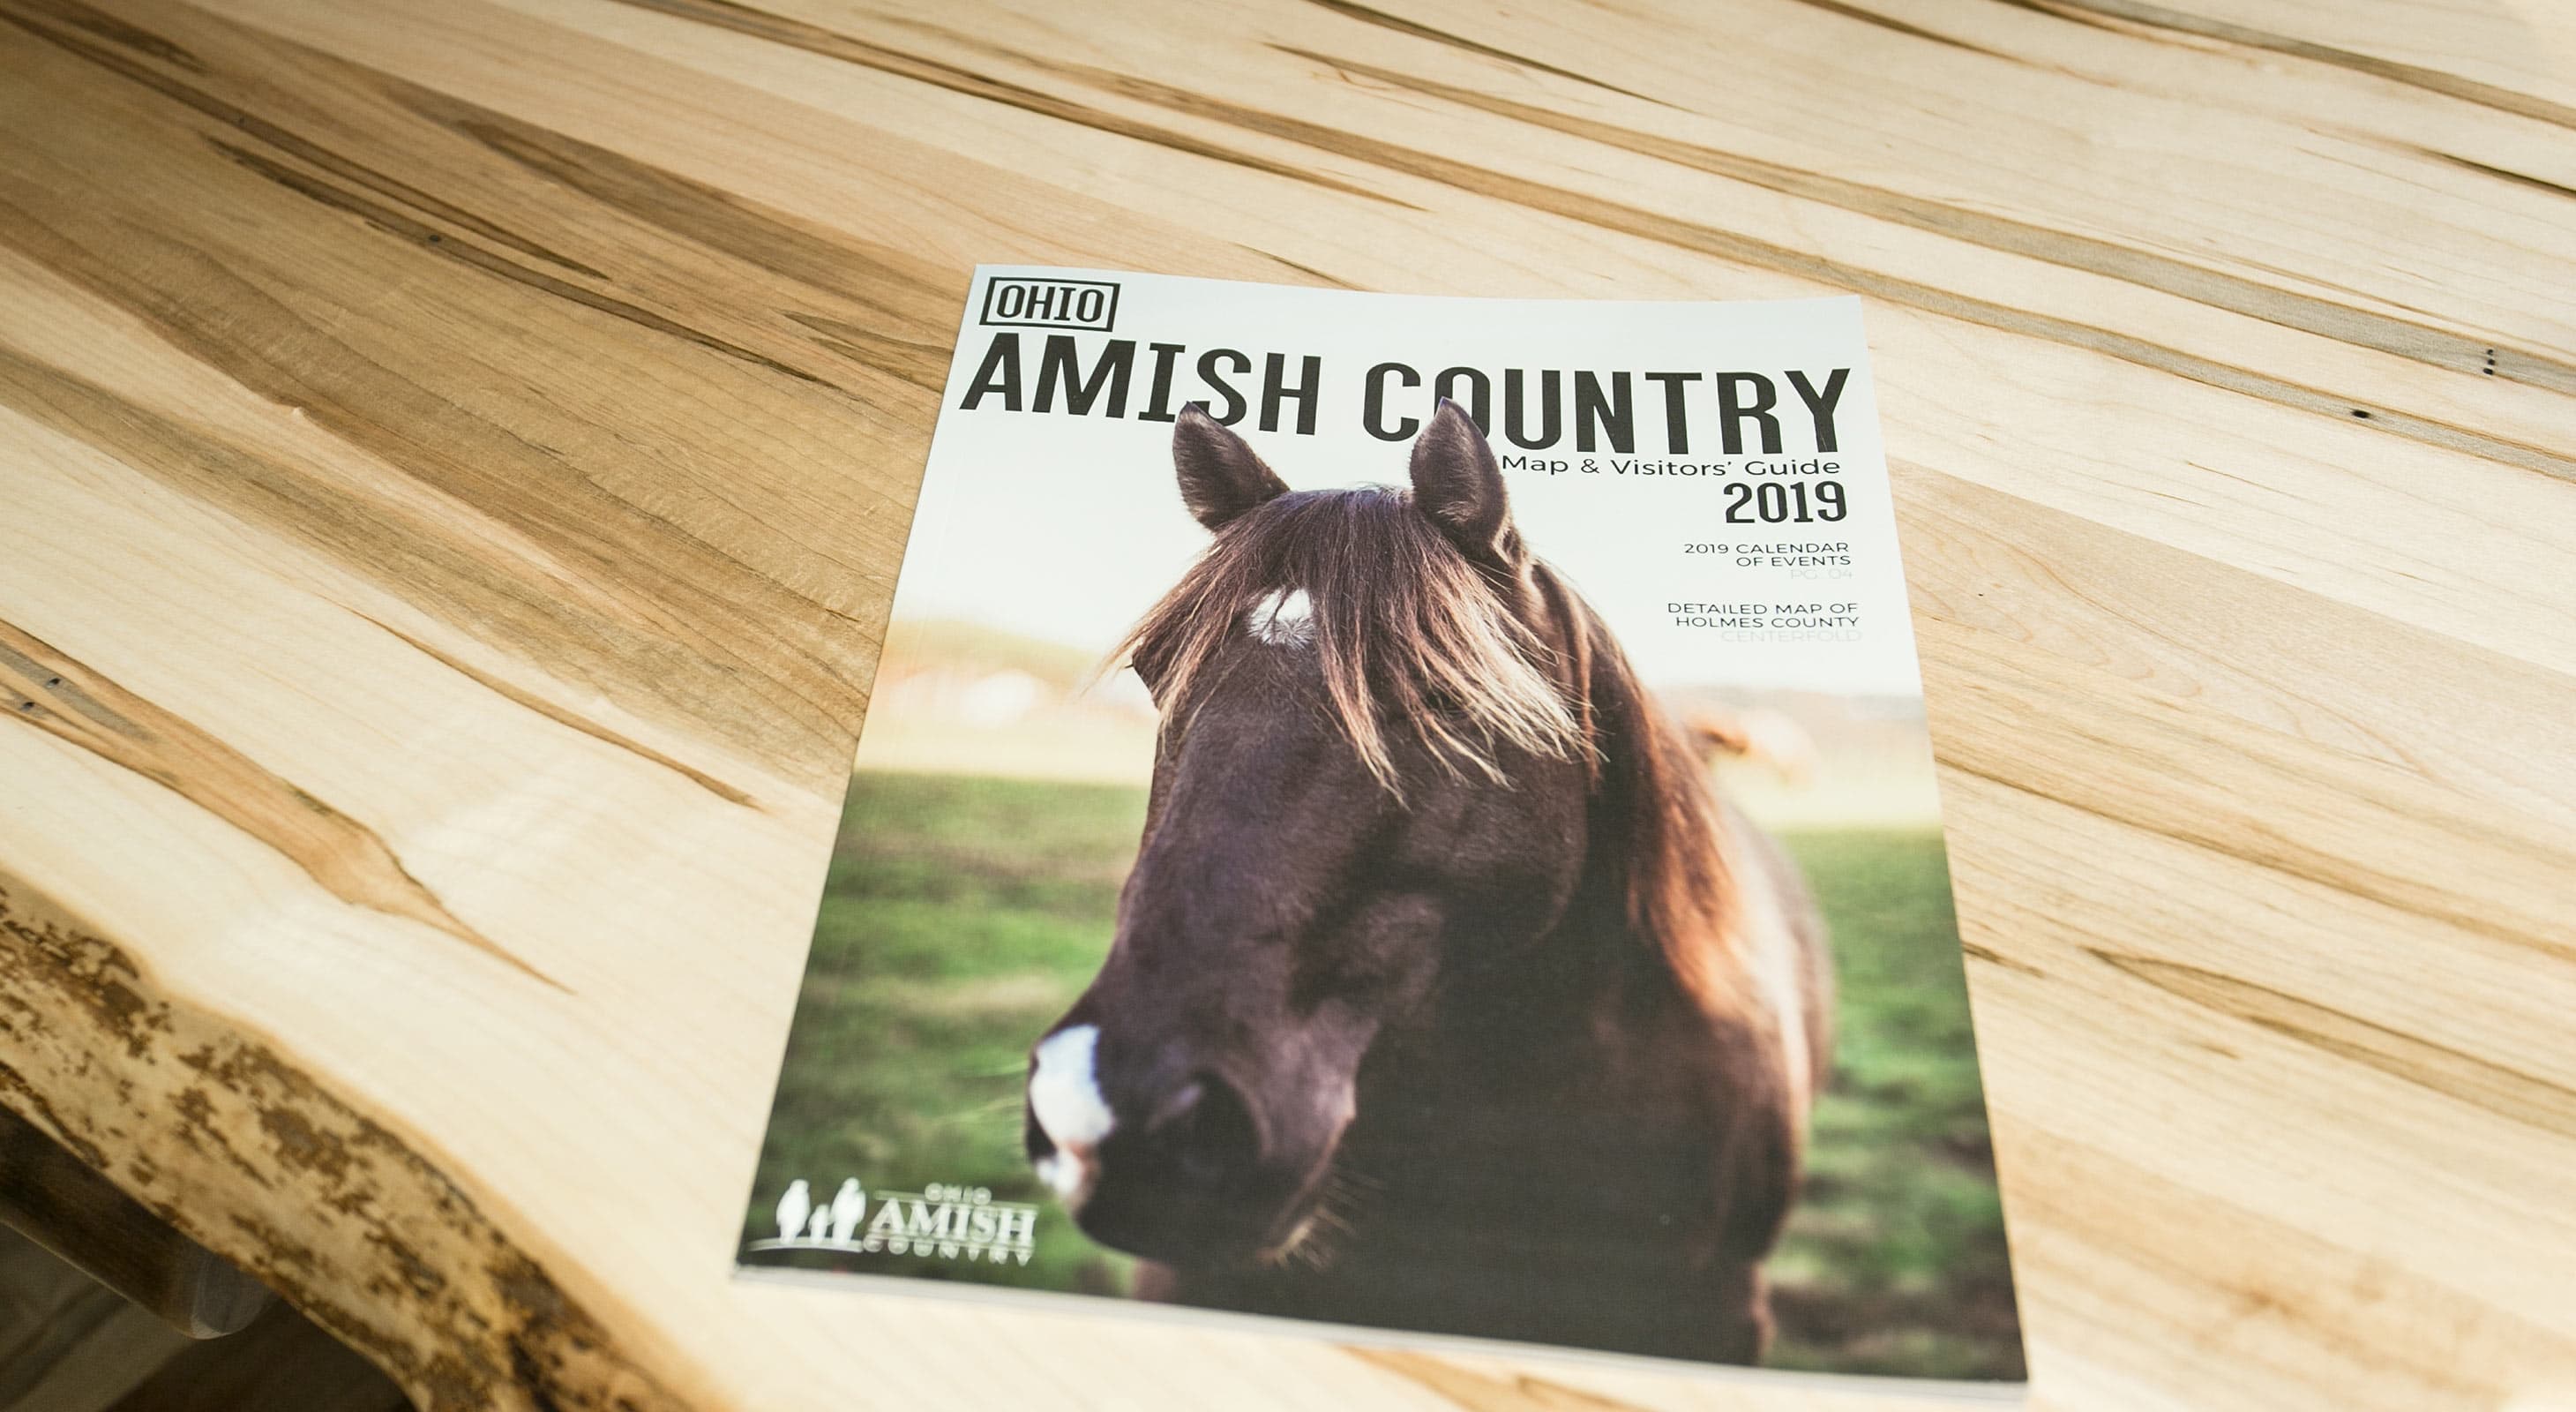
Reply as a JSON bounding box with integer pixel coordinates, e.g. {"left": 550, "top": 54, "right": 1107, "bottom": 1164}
{"left": 1144, "top": 1070, "right": 1262, "bottom": 1183}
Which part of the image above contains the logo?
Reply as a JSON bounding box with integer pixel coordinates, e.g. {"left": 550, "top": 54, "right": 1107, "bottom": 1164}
{"left": 980, "top": 276, "right": 1119, "bottom": 332}
{"left": 749, "top": 1179, "right": 1038, "bottom": 1266}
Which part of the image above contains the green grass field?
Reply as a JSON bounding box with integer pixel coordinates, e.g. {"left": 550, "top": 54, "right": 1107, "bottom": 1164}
{"left": 743, "top": 771, "right": 2022, "bottom": 1379}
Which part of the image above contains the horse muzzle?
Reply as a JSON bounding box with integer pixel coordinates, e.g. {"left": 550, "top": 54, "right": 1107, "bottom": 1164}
{"left": 1023, "top": 1021, "right": 1345, "bottom": 1266}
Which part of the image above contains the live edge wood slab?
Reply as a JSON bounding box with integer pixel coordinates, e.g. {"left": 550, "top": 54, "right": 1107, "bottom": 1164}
{"left": 0, "top": 1, "right": 2571, "bottom": 1408}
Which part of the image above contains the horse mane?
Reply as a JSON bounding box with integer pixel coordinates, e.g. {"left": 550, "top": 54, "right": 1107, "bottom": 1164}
{"left": 1118, "top": 487, "right": 1582, "bottom": 792}
{"left": 1534, "top": 564, "right": 1750, "bottom": 1011}
{"left": 1117, "top": 487, "right": 1749, "bottom": 1006}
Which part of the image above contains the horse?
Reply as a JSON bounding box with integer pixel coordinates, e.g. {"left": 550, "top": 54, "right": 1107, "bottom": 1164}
{"left": 1022, "top": 400, "right": 1833, "bottom": 1364}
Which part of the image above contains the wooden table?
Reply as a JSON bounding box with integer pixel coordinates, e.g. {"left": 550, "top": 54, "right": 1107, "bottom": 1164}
{"left": 3, "top": 1, "right": 2571, "bottom": 1408}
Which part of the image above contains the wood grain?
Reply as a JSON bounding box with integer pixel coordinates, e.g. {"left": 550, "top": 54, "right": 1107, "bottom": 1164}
{"left": 0, "top": 0, "right": 2570, "bottom": 1408}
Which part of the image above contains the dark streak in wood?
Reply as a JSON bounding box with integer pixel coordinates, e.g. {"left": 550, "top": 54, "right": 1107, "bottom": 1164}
{"left": 412, "top": 94, "right": 963, "bottom": 336}
{"left": 606, "top": 0, "right": 1420, "bottom": 207}
{"left": 1279, "top": 48, "right": 2576, "bottom": 399}
{"left": 2407, "top": 146, "right": 2576, "bottom": 205}
{"left": 1299, "top": 0, "right": 1674, "bottom": 104}
{"left": 0, "top": 6, "right": 893, "bottom": 792}
{"left": 355, "top": 612, "right": 759, "bottom": 808}
{"left": 1959, "top": 938, "right": 2046, "bottom": 979}
{"left": 19, "top": 0, "right": 201, "bottom": 71}
{"left": 1995, "top": 0, "right": 2576, "bottom": 131}
{"left": 1775, "top": 0, "right": 2026, "bottom": 63}
{"left": 0, "top": 617, "right": 564, "bottom": 989}
{"left": 970, "top": 38, "right": 2576, "bottom": 480}
{"left": 1245, "top": 250, "right": 1350, "bottom": 288}
{"left": 206, "top": 136, "right": 845, "bottom": 393}
{"left": 15, "top": 0, "right": 961, "bottom": 402}
{"left": 0, "top": 0, "right": 610, "bottom": 279}
{"left": 782, "top": 312, "right": 949, "bottom": 392}
{"left": 1981, "top": 0, "right": 2121, "bottom": 39}
{"left": 2092, "top": 950, "right": 2576, "bottom": 1143}
{"left": 0, "top": 334, "right": 861, "bottom": 799}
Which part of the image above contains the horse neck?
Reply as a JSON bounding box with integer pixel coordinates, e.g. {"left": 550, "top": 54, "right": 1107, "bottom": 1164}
{"left": 1328, "top": 740, "right": 1795, "bottom": 1281}
{"left": 1359, "top": 652, "right": 1745, "bottom": 1113}
{"left": 1329, "top": 784, "right": 1760, "bottom": 1279}
{"left": 1316, "top": 580, "right": 1801, "bottom": 1289}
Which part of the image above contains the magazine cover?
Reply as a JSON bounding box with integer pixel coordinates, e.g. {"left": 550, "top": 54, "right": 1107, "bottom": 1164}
{"left": 738, "top": 267, "right": 2025, "bottom": 1389}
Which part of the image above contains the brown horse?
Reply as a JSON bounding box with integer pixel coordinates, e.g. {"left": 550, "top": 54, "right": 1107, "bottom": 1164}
{"left": 1023, "top": 401, "right": 1832, "bottom": 1364}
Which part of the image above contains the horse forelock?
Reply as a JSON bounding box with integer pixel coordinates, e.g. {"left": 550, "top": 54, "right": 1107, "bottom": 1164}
{"left": 1117, "top": 487, "right": 1583, "bottom": 794}
{"left": 1117, "top": 490, "right": 1770, "bottom": 1027}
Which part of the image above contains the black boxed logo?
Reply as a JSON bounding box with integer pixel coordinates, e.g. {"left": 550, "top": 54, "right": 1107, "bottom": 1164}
{"left": 980, "top": 276, "right": 1120, "bottom": 332}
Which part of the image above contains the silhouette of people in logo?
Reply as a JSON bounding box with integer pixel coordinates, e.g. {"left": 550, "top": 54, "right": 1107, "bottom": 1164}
{"left": 775, "top": 1179, "right": 810, "bottom": 1243}
{"left": 772, "top": 1177, "right": 869, "bottom": 1245}
{"left": 829, "top": 1179, "right": 865, "bottom": 1241}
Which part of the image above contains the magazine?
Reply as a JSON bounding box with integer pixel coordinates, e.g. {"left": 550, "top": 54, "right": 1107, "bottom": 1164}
{"left": 738, "top": 267, "right": 2025, "bottom": 1390}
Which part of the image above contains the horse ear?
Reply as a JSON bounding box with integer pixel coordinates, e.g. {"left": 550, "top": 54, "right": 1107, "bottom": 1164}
{"left": 1174, "top": 403, "right": 1288, "bottom": 530}
{"left": 1409, "top": 399, "right": 1518, "bottom": 567}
